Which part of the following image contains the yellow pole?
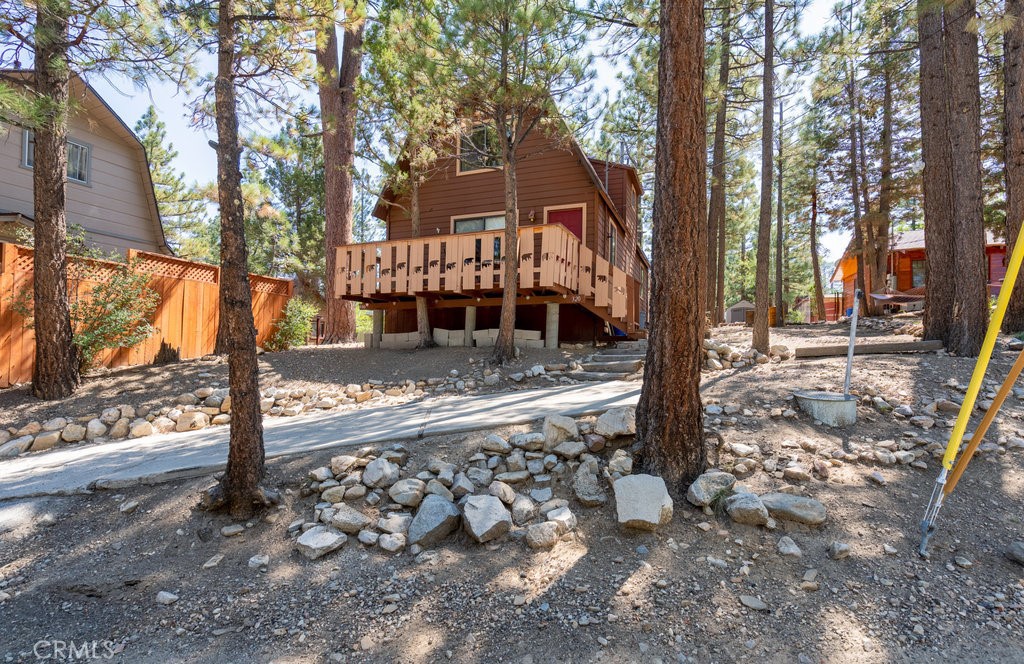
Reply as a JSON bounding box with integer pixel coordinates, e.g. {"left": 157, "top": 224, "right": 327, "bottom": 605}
{"left": 940, "top": 233, "right": 1024, "bottom": 470}
{"left": 944, "top": 346, "right": 1024, "bottom": 495}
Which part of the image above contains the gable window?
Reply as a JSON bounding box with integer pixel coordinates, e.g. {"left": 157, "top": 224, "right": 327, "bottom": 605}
{"left": 911, "top": 259, "right": 926, "bottom": 288}
{"left": 22, "top": 130, "right": 91, "bottom": 185}
{"left": 458, "top": 124, "right": 501, "bottom": 173}
{"left": 608, "top": 227, "right": 619, "bottom": 268}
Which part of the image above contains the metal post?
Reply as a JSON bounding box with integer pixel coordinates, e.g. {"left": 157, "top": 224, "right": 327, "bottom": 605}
{"left": 843, "top": 289, "right": 861, "bottom": 397}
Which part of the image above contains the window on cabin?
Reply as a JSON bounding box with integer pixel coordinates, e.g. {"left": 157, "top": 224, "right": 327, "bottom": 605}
{"left": 459, "top": 124, "right": 501, "bottom": 172}
{"left": 453, "top": 214, "right": 505, "bottom": 234}
{"left": 608, "top": 227, "right": 619, "bottom": 268}
{"left": 23, "top": 130, "right": 91, "bottom": 184}
{"left": 911, "top": 259, "right": 926, "bottom": 288}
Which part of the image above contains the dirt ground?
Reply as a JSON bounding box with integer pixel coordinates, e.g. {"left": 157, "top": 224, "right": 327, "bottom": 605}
{"left": 0, "top": 343, "right": 588, "bottom": 430}
{"left": 2, "top": 322, "right": 1024, "bottom": 663}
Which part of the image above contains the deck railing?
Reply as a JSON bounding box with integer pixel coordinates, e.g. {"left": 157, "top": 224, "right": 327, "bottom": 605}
{"left": 335, "top": 224, "right": 642, "bottom": 324}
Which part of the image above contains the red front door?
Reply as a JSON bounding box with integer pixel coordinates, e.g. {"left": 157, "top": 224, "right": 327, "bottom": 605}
{"left": 548, "top": 207, "right": 584, "bottom": 240}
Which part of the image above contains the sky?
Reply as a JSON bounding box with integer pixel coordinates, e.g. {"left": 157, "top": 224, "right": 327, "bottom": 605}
{"left": 86, "top": 0, "right": 849, "bottom": 266}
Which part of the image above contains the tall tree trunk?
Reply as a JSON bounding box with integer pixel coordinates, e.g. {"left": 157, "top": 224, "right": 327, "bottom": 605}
{"left": 210, "top": 0, "right": 267, "bottom": 518}
{"left": 847, "top": 54, "right": 869, "bottom": 317}
{"left": 774, "top": 100, "right": 784, "bottom": 327}
{"left": 946, "top": 0, "right": 988, "bottom": 356}
{"left": 919, "top": 4, "right": 956, "bottom": 343}
{"left": 716, "top": 181, "right": 727, "bottom": 322}
{"left": 707, "top": 0, "right": 731, "bottom": 324}
{"left": 873, "top": 55, "right": 895, "bottom": 299}
{"left": 319, "top": 12, "right": 363, "bottom": 344}
{"left": 1004, "top": 0, "right": 1024, "bottom": 332}
{"left": 409, "top": 170, "right": 434, "bottom": 348}
{"left": 810, "top": 179, "right": 826, "bottom": 321}
{"left": 634, "top": 0, "right": 707, "bottom": 490}
{"left": 857, "top": 110, "right": 884, "bottom": 315}
{"left": 492, "top": 140, "right": 519, "bottom": 364}
{"left": 752, "top": 0, "right": 774, "bottom": 353}
{"left": 31, "top": 2, "right": 80, "bottom": 399}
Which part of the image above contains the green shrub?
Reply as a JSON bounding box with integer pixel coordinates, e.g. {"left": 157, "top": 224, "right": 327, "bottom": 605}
{"left": 267, "top": 298, "right": 319, "bottom": 351}
{"left": 10, "top": 257, "right": 160, "bottom": 370}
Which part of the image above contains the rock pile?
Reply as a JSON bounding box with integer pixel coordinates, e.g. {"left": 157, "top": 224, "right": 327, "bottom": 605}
{"left": 702, "top": 339, "right": 791, "bottom": 371}
{"left": 289, "top": 406, "right": 673, "bottom": 559}
{"left": 686, "top": 469, "right": 829, "bottom": 530}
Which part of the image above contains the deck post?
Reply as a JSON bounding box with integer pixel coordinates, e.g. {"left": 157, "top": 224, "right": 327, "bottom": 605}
{"left": 372, "top": 310, "right": 384, "bottom": 349}
{"left": 545, "top": 303, "right": 559, "bottom": 349}
{"left": 464, "top": 306, "right": 476, "bottom": 347}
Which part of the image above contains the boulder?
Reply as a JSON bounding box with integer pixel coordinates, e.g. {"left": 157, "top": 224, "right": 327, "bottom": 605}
{"left": 320, "top": 486, "right": 348, "bottom": 503}
{"left": 481, "top": 433, "right": 512, "bottom": 454}
{"left": 572, "top": 459, "right": 607, "bottom": 507}
{"left": 388, "top": 478, "right": 427, "bottom": 507}
{"left": 61, "top": 424, "right": 87, "bottom": 443}
{"left": 614, "top": 474, "right": 673, "bottom": 530}
{"left": 108, "top": 418, "right": 130, "bottom": 439}
{"left": 777, "top": 536, "right": 802, "bottom": 558}
{"left": 553, "top": 440, "right": 586, "bottom": 459}
{"left": 330, "top": 454, "right": 361, "bottom": 475}
{"left": 594, "top": 406, "right": 636, "bottom": 439}
{"left": 724, "top": 492, "right": 769, "bottom": 526}
{"left": 99, "top": 407, "right": 122, "bottom": 425}
{"left": 526, "top": 521, "right": 561, "bottom": 549}
{"left": 488, "top": 480, "right": 516, "bottom": 505}
{"left": 546, "top": 506, "right": 577, "bottom": 534}
{"left": 330, "top": 504, "right": 371, "bottom": 534}
{"left": 378, "top": 533, "right": 406, "bottom": 552}
{"left": 85, "top": 418, "right": 107, "bottom": 440}
{"left": 0, "top": 435, "right": 34, "bottom": 458}
{"left": 377, "top": 513, "right": 413, "bottom": 535}
{"left": 511, "top": 494, "right": 537, "bottom": 525}
{"left": 42, "top": 417, "right": 68, "bottom": 431}
{"left": 450, "top": 472, "right": 475, "bottom": 497}
{"left": 31, "top": 430, "right": 63, "bottom": 452}
{"left": 510, "top": 432, "right": 546, "bottom": 451}
{"left": 1006, "top": 541, "right": 1024, "bottom": 566}
{"left": 462, "top": 495, "right": 512, "bottom": 543}
{"left": 296, "top": 526, "right": 347, "bottom": 560}
{"left": 608, "top": 449, "right": 633, "bottom": 475}
{"left": 759, "top": 493, "right": 827, "bottom": 526}
{"left": 542, "top": 414, "right": 579, "bottom": 451}
{"left": 129, "top": 420, "right": 154, "bottom": 438}
{"left": 363, "top": 458, "right": 401, "bottom": 488}
{"left": 408, "top": 495, "right": 461, "bottom": 546}
{"left": 686, "top": 471, "right": 736, "bottom": 507}
{"left": 175, "top": 411, "right": 209, "bottom": 432}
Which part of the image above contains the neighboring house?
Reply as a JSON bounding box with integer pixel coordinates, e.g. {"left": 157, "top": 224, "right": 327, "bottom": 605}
{"left": 335, "top": 120, "right": 650, "bottom": 346}
{"left": 724, "top": 299, "right": 754, "bottom": 324}
{"left": 0, "top": 70, "right": 169, "bottom": 255}
{"left": 831, "top": 229, "right": 1007, "bottom": 313}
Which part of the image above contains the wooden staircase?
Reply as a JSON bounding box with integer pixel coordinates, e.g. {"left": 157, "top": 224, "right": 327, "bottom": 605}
{"left": 579, "top": 297, "right": 646, "bottom": 341}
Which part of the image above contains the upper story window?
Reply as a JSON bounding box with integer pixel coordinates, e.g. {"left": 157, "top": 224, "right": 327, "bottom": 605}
{"left": 454, "top": 214, "right": 504, "bottom": 234}
{"left": 608, "top": 226, "right": 619, "bottom": 268}
{"left": 22, "top": 129, "right": 91, "bottom": 185}
{"left": 458, "top": 124, "right": 501, "bottom": 174}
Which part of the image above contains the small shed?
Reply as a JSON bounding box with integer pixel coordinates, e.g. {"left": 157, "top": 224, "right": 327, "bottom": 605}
{"left": 724, "top": 299, "right": 755, "bottom": 324}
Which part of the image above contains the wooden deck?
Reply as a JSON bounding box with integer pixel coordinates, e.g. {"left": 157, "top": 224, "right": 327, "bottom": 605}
{"left": 334, "top": 224, "right": 646, "bottom": 335}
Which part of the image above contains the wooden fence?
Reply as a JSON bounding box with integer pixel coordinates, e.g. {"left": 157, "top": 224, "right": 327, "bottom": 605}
{"left": 0, "top": 243, "right": 293, "bottom": 388}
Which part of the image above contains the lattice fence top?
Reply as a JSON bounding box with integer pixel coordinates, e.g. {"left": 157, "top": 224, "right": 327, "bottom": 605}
{"left": 251, "top": 275, "right": 292, "bottom": 295}
{"left": 132, "top": 251, "right": 219, "bottom": 283}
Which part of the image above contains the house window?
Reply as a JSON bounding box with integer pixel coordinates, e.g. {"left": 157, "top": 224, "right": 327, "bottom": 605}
{"left": 608, "top": 227, "right": 618, "bottom": 268}
{"left": 911, "top": 259, "right": 926, "bottom": 288}
{"left": 459, "top": 125, "right": 501, "bottom": 173}
{"left": 454, "top": 214, "right": 505, "bottom": 234}
{"left": 22, "top": 130, "right": 91, "bottom": 184}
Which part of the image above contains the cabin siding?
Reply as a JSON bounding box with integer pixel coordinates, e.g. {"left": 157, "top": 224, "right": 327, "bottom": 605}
{"left": 0, "top": 78, "right": 164, "bottom": 255}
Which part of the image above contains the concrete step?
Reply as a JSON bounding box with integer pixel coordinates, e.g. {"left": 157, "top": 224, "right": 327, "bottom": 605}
{"left": 615, "top": 340, "right": 648, "bottom": 351}
{"left": 595, "top": 351, "right": 646, "bottom": 361}
{"left": 571, "top": 371, "right": 636, "bottom": 382}
{"left": 580, "top": 359, "right": 643, "bottom": 373}
{"left": 598, "top": 348, "right": 647, "bottom": 357}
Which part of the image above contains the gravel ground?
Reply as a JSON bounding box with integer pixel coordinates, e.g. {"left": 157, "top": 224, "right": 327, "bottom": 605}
{"left": 2, "top": 323, "right": 1024, "bottom": 663}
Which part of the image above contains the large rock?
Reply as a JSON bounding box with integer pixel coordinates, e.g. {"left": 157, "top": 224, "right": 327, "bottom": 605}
{"left": 296, "top": 526, "right": 347, "bottom": 560}
{"left": 686, "top": 471, "right": 736, "bottom": 507}
{"left": 0, "top": 435, "right": 34, "bottom": 458}
{"left": 462, "top": 495, "right": 512, "bottom": 543}
{"left": 61, "top": 424, "right": 87, "bottom": 443}
{"left": 572, "top": 459, "right": 607, "bottom": 507}
{"left": 594, "top": 407, "right": 636, "bottom": 439}
{"left": 488, "top": 480, "right": 516, "bottom": 505}
{"left": 362, "top": 458, "right": 401, "bottom": 488}
{"left": 510, "top": 432, "right": 546, "bottom": 451}
{"left": 759, "top": 493, "right": 827, "bottom": 526}
{"left": 330, "top": 504, "right": 371, "bottom": 534}
{"left": 175, "top": 411, "right": 209, "bottom": 433}
{"left": 543, "top": 415, "right": 579, "bottom": 451}
{"left": 511, "top": 494, "right": 537, "bottom": 525}
{"left": 481, "top": 433, "right": 512, "bottom": 454}
{"left": 526, "top": 521, "right": 561, "bottom": 549}
{"left": 85, "top": 419, "right": 108, "bottom": 440}
{"left": 724, "top": 492, "right": 769, "bottom": 526}
{"left": 377, "top": 513, "right": 413, "bottom": 535}
{"left": 388, "top": 478, "right": 427, "bottom": 507}
{"left": 614, "top": 474, "right": 673, "bottom": 530}
{"left": 1007, "top": 541, "right": 1024, "bottom": 566}
{"left": 129, "top": 419, "right": 154, "bottom": 438}
{"left": 547, "top": 506, "right": 577, "bottom": 534}
{"left": 407, "top": 494, "right": 461, "bottom": 547}
{"left": 31, "top": 430, "right": 63, "bottom": 452}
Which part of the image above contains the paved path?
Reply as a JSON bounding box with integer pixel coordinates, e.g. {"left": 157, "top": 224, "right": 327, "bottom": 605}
{"left": 0, "top": 381, "right": 641, "bottom": 501}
